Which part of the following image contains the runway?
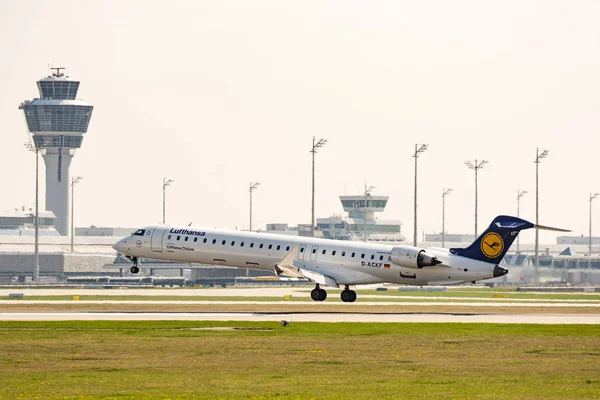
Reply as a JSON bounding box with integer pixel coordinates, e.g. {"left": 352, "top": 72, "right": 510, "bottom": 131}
{"left": 1, "top": 311, "right": 598, "bottom": 324}
{"left": 1, "top": 300, "right": 599, "bottom": 307}
{"left": 3, "top": 287, "right": 598, "bottom": 301}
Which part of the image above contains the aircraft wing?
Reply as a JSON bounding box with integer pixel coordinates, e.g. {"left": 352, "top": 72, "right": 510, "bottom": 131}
{"left": 274, "top": 246, "right": 339, "bottom": 288}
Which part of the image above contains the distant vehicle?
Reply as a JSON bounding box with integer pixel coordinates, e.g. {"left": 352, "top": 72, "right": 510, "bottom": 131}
{"left": 113, "top": 216, "right": 566, "bottom": 302}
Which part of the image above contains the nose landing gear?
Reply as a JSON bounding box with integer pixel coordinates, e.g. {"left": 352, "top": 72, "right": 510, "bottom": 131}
{"left": 127, "top": 256, "right": 140, "bottom": 274}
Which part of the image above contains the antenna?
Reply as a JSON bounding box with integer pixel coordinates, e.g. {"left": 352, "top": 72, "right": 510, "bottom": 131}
{"left": 50, "top": 67, "right": 66, "bottom": 77}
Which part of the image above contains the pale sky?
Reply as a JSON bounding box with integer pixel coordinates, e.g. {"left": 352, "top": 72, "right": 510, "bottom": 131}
{"left": 1, "top": 0, "right": 599, "bottom": 245}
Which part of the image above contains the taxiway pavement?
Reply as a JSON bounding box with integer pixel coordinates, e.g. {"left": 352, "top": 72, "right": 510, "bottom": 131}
{"left": 0, "top": 311, "right": 598, "bottom": 324}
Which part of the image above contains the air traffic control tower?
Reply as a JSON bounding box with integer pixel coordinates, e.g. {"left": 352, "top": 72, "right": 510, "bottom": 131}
{"left": 19, "top": 68, "right": 94, "bottom": 235}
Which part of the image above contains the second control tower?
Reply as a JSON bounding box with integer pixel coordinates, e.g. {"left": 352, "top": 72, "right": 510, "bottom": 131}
{"left": 19, "top": 68, "right": 94, "bottom": 235}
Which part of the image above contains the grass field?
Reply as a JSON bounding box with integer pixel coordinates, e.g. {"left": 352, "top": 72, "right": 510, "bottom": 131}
{"left": 0, "top": 321, "right": 598, "bottom": 399}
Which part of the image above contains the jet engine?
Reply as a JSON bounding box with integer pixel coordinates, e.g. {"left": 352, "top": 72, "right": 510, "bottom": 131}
{"left": 390, "top": 246, "right": 442, "bottom": 269}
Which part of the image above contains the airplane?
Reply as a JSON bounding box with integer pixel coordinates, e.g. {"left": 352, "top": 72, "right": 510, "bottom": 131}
{"left": 112, "top": 215, "right": 567, "bottom": 302}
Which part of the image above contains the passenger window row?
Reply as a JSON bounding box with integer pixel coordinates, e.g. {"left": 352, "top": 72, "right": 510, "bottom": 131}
{"left": 166, "top": 234, "right": 291, "bottom": 252}
{"left": 165, "top": 234, "right": 391, "bottom": 261}
{"left": 316, "top": 248, "right": 389, "bottom": 261}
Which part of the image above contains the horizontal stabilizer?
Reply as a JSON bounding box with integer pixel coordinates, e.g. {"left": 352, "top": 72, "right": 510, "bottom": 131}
{"left": 450, "top": 215, "right": 534, "bottom": 264}
{"left": 534, "top": 224, "right": 570, "bottom": 232}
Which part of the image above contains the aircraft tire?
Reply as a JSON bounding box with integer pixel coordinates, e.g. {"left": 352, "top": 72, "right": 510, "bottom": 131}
{"left": 311, "top": 289, "right": 321, "bottom": 301}
{"left": 318, "top": 289, "right": 327, "bottom": 301}
{"left": 349, "top": 290, "right": 357, "bottom": 303}
{"left": 130, "top": 266, "right": 139, "bottom": 274}
{"left": 341, "top": 290, "right": 351, "bottom": 302}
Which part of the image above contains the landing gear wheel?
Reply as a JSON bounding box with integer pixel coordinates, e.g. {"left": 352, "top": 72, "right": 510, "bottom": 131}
{"left": 130, "top": 266, "right": 140, "bottom": 274}
{"left": 311, "top": 287, "right": 328, "bottom": 301}
{"left": 341, "top": 290, "right": 351, "bottom": 302}
{"left": 318, "top": 289, "right": 327, "bottom": 301}
{"left": 348, "top": 290, "right": 357, "bottom": 303}
{"left": 311, "top": 288, "right": 321, "bottom": 301}
{"left": 341, "top": 290, "right": 356, "bottom": 302}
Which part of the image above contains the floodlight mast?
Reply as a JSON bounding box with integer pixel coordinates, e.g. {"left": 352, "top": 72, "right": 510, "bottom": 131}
{"left": 465, "top": 159, "right": 488, "bottom": 237}
{"left": 413, "top": 144, "right": 428, "bottom": 246}
{"left": 534, "top": 148, "right": 549, "bottom": 276}
{"left": 516, "top": 190, "right": 528, "bottom": 252}
{"left": 589, "top": 193, "right": 599, "bottom": 274}
{"left": 70, "top": 176, "right": 83, "bottom": 252}
{"left": 24, "top": 143, "right": 41, "bottom": 282}
{"left": 249, "top": 182, "right": 260, "bottom": 232}
{"left": 34, "top": 148, "right": 39, "bottom": 282}
{"left": 442, "top": 188, "right": 453, "bottom": 248}
{"left": 25, "top": 143, "right": 41, "bottom": 282}
{"left": 162, "top": 178, "right": 174, "bottom": 224}
{"left": 310, "top": 137, "right": 328, "bottom": 237}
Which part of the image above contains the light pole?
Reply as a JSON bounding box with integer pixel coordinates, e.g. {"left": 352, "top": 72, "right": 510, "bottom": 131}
{"left": 413, "top": 144, "right": 428, "bottom": 246}
{"left": 516, "top": 190, "right": 528, "bottom": 252}
{"left": 70, "top": 176, "right": 83, "bottom": 252}
{"left": 25, "top": 143, "right": 40, "bottom": 282}
{"left": 249, "top": 182, "right": 260, "bottom": 231}
{"left": 589, "top": 193, "right": 599, "bottom": 272}
{"left": 34, "top": 148, "right": 39, "bottom": 282}
{"left": 162, "top": 178, "right": 174, "bottom": 224}
{"left": 534, "top": 148, "right": 549, "bottom": 274}
{"left": 442, "top": 188, "right": 452, "bottom": 248}
{"left": 363, "top": 184, "right": 375, "bottom": 242}
{"left": 310, "top": 137, "right": 328, "bottom": 237}
{"left": 465, "top": 159, "right": 488, "bottom": 237}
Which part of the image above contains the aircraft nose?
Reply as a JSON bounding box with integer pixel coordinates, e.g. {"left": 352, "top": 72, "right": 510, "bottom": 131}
{"left": 493, "top": 266, "right": 508, "bottom": 278}
{"left": 113, "top": 239, "right": 128, "bottom": 253}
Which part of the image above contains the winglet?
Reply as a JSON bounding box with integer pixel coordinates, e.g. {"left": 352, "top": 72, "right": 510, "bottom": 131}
{"left": 274, "top": 246, "right": 303, "bottom": 278}
{"left": 279, "top": 246, "right": 299, "bottom": 268}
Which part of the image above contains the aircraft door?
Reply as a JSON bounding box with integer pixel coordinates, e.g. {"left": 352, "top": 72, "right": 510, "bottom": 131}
{"left": 299, "top": 245, "right": 307, "bottom": 261}
{"left": 151, "top": 226, "right": 167, "bottom": 252}
{"left": 310, "top": 245, "right": 319, "bottom": 261}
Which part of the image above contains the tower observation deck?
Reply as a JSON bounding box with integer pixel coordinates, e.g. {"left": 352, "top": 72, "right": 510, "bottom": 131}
{"left": 19, "top": 68, "right": 94, "bottom": 235}
{"left": 317, "top": 195, "right": 405, "bottom": 242}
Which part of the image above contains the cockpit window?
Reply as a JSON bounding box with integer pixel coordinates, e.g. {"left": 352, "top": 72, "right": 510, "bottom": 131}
{"left": 132, "top": 229, "right": 146, "bottom": 236}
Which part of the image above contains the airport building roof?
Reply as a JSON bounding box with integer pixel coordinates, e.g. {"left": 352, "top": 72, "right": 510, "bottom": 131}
{"left": 0, "top": 210, "right": 59, "bottom": 236}
{"left": 0, "top": 235, "right": 117, "bottom": 254}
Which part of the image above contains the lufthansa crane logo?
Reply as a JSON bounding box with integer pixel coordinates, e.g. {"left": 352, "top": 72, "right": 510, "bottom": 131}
{"left": 480, "top": 232, "right": 504, "bottom": 258}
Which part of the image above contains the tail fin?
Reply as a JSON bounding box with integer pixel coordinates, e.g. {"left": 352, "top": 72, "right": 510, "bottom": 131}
{"left": 449, "top": 216, "right": 534, "bottom": 263}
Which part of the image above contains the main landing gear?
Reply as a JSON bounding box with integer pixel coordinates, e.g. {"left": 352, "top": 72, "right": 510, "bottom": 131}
{"left": 129, "top": 256, "right": 139, "bottom": 274}
{"left": 310, "top": 284, "right": 327, "bottom": 301}
{"left": 310, "top": 285, "right": 357, "bottom": 302}
{"left": 341, "top": 285, "right": 357, "bottom": 303}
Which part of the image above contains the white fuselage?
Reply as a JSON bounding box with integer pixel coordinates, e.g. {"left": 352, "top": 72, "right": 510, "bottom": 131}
{"left": 113, "top": 224, "right": 500, "bottom": 286}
